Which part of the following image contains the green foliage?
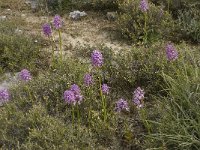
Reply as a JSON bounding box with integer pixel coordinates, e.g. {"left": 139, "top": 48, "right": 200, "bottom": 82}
{"left": 177, "top": 7, "right": 200, "bottom": 43}
{"left": 69, "top": 42, "right": 180, "bottom": 97}
{"left": 0, "top": 20, "right": 50, "bottom": 73}
{"left": 0, "top": 58, "right": 145, "bottom": 149}
{"left": 46, "top": 0, "right": 118, "bottom": 13}
{"left": 1, "top": 40, "right": 199, "bottom": 149}
{"left": 98, "top": 43, "right": 173, "bottom": 97}
{"left": 117, "top": 0, "right": 174, "bottom": 44}
{"left": 151, "top": 0, "right": 200, "bottom": 16}
{"left": 0, "top": 103, "right": 97, "bottom": 149}
{"left": 46, "top": 0, "right": 72, "bottom": 13}
{"left": 0, "top": 0, "right": 25, "bottom": 10}
{"left": 150, "top": 0, "right": 200, "bottom": 43}
{"left": 78, "top": 0, "right": 119, "bottom": 11}
{"left": 0, "top": 1, "right": 200, "bottom": 148}
{"left": 145, "top": 45, "right": 200, "bottom": 149}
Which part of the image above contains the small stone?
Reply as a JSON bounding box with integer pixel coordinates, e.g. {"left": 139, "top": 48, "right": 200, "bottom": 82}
{"left": 106, "top": 12, "right": 117, "bottom": 21}
{"left": 0, "top": 73, "right": 19, "bottom": 91}
{"left": 5, "top": 9, "right": 12, "bottom": 15}
{"left": 15, "top": 28, "right": 23, "bottom": 34}
{"left": 28, "top": 0, "right": 39, "bottom": 12}
{"left": 0, "top": 16, "right": 7, "bottom": 21}
{"left": 25, "top": 0, "right": 31, "bottom": 5}
{"left": 41, "top": 16, "right": 48, "bottom": 21}
{"left": 21, "top": 14, "right": 26, "bottom": 18}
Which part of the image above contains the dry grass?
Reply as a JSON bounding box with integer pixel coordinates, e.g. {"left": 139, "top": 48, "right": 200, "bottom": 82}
{"left": 0, "top": 0, "right": 25, "bottom": 10}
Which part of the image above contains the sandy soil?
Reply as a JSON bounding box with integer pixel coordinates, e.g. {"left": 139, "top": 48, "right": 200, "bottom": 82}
{"left": 24, "top": 11, "right": 131, "bottom": 54}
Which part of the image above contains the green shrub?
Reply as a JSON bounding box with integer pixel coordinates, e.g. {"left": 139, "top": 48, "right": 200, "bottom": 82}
{"left": 145, "top": 45, "right": 200, "bottom": 149}
{"left": 150, "top": 0, "right": 200, "bottom": 43}
{"left": 46, "top": 0, "right": 72, "bottom": 13}
{"left": 0, "top": 58, "right": 145, "bottom": 149}
{"left": 46, "top": 0, "right": 119, "bottom": 13}
{"left": 151, "top": 0, "right": 200, "bottom": 17}
{"left": 0, "top": 17, "right": 26, "bottom": 34}
{"left": 98, "top": 43, "right": 177, "bottom": 98}
{"left": 177, "top": 6, "right": 200, "bottom": 43}
{"left": 117, "top": 0, "right": 174, "bottom": 44}
{"left": 80, "top": 0, "right": 119, "bottom": 11}
{"left": 0, "top": 20, "right": 50, "bottom": 73}
{"left": 68, "top": 43, "right": 180, "bottom": 97}
{"left": 0, "top": 103, "right": 98, "bottom": 149}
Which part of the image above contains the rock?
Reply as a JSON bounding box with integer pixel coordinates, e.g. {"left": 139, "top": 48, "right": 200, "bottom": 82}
{"left": 30, "top": 0, "right": 38, "bottom": 12}
{"left": 0, "top": 73, "right": 19, "bottom": 90}
{"left": 21, "top": 14, "right": 26, "bottom": 18}
{"left": 4, "top": 9, "right": 12, "bottom": 15}
{"left": 25, "top": 0, "right": 39, "bottom": 12}
{"left": 0, "top": 73, "right": 21, "bottom": 106}
{"left": 41, "top": 16, "right": 48, "bottom": 21}
{"left": 15, "top": 28, "right": 23, "bottom": 34}
{"left": 106, "top": 12, "right": 117, "bottom": 21}
{"left": 69, "top": 11, "right": 87, "bottom": 20}
{"left": 0, "top": 16, "right": 7, "bottom": 21}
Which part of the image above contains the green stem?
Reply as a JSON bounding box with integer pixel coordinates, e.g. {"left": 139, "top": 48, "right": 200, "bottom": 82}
{"left": 76, "top": 104, "right": 80, "bottom": 127}
{"left": 58, "top": 29, "right": 63, "bottom": 62}
{"left": 124, "top": 115, "right": 128, "bottom": 133}
{"left": 103, "top": 95, "right": 107, "bottom": 121}
{"left": 140, "top": 109, "right": 151, "bottom": 134}
{"left": 168, "top": 0, "right": 170, "bottom": 13}
{"left": 87, "top": 87, "right": 91, "bottom": 128}
{"left": 26, "top": 86, "right": 34, "bottom": 102}
{"left": 88, "top": 104, "right": 91, "bottom": 128}
{"left": 50, "top": 36, "right": 55, "bottom": 67}
{"left": 72, "top": 105, "right": 75, "bottom": 128}
{"left": 144, "top": 12, "right": 148, "bottom": 44}
{"left": 99, "top": 76, "right": 106, "bottom": 122}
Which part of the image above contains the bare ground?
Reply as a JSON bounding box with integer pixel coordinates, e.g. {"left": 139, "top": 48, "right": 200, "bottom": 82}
{"left": 23, "top": 11, "right": 131, "bottom": 55}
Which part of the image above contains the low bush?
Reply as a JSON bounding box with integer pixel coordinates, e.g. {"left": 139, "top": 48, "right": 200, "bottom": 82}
{"left": 0, "top": 57, "right": 146, "bottom": 149}
{"left": 117, "top": 0, "right": 174, "bottom": 44}
{"left": 151, "top": 0, "right": 200, "bottom": 17}
{"left": 0, "top": 8, "right": 200, "bottom": 149}
{"left": 79, "top": 0, "right": 119, "bottom": 11}
{"left": 1, "top": 41, "right": 199, "bottom": 149}
{"left": 74, "top": 43, "right": 177, "bottom": 97}
{"left": 0, "top": 103, "right": 97, "bottom": 149}
{"left": 46, "top": 0, "right": 119, "bottom": 14}
{"left": 0, "top": 20, "right": 50, "bottom": 74}
{"left": 150, "top": 0, "right": 200, "bottom": 43}
{"left": 176, "top": 5, "right": 200, "bottom": 43}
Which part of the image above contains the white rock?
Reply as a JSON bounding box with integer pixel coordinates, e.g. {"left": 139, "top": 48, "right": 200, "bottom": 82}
{"left": 69, "top": 11, "right": 87, "bottom": 20}
{"left": 21, "top": 14, "right": 26, "bottom": 18}
{"left": 15, "top": 28, "right": 23, "bottom": 34}
{"left": 0, "top": 16, "right": 7, "bottom": 21}
{"left": 4, "top": 9, "right": 12, "bottom": 15}
{"left": 41, "top": 16, "right": 48, "bottom": 21}
{"left": 0, "top": 73, "right": 19, "bottom": 90}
